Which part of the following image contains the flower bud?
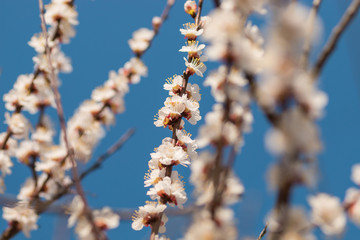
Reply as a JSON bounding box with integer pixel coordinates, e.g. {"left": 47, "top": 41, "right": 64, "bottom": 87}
{"left": 152, "top": 16, "right": 162, "bottom": 32}
{"left": 184, "top": 0, "right": 197, "bottom": 18}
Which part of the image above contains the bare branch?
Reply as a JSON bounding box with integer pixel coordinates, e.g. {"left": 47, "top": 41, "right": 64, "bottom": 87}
{"left": 80, "top": 128, "right": 135, "bottom": 180}
{"left": 312, "top": 0, "right": 360, "bottom": 77}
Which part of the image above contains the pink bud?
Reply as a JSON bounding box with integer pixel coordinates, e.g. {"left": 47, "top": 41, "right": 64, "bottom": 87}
{"left": 184, "top": 0, "right": 197, "bottom": 18}
{"left": 152, "top": 16, "right": 162, "bottom": 32}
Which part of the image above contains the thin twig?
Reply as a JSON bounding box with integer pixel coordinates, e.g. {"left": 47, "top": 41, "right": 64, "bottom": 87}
{"left": 257, "top": 223, "right": 268, "bottom": 240}
{"left": 28, "top": 156, "right": 38, "bottom": 190}
{"left": 312, "top": 0, "right": 360, "bottom": 77}
{"left": 195, "top": 0, "right": 204, "bottom": 27}
{"left": 80, "top": 128, "right": 135, "bottom": 180}
{"left": 138, "top": 0, "right": 175, "bottom": 58}
{"left": 300, "top": 0, "right": 323, "bottom": 69}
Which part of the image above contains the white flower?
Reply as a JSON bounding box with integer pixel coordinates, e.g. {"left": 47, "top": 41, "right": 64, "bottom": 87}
{"left": 184, "top": 57, "right": 206, "bottom": 77}
{"left": 132, "top": 28, "right": 154, "bottom": 42}
{"left": 176, "top": 130, "right": 198, "bottom": 160}
{"left": 180, "top": 23, "right": 204, "bottom": 40}
{"left": 67, "top": 195, "right": 84, "bottom": 228}
{"left": 147, "top": 177, "right": 187, "bottom": 208}
{"left": 16, "top": 140, "right": 40, "bottom": 164}
{"left": 67, "top": 111, "right": 105, "bottom": 161}
{"left": 150, "top": 138, "right": 189, "bottom": 168}
{"left": 344, "top": 188, "right": 360, "bottom": 226}
{"left": 179, "top": 41, "right": 205, "bottom": 59}
{"left": 122, "top": 57, "right": 148, "bottom": 84}
{"left": 184, "top": 0, "right": 197, "bottom": 17}
{"left": 128, "top": 39, "right": 149, "bottom": 55}
{"left": 5, "top": 112, "right": 31, "bottom": 139}
{"left": 265, "top": 108, "right": 322, "bottom": 155}
{"left": 33, "top": 47, "right": 72, "bottom": 73}
{"left": 32, "top": 115, "right": 54, "bottom": 145}
{"left": 93, "top": 207, "right": 120, "bottom": 230}
{"left": 28, "top": 33, "right": 55, "bottom": 53}
{"left": 204, "top": 66, "right": 247, "bottom": 102}
{"left": 45, "top": 2, "right": 78, "bottom": 26}
{"left": 91, "top": 86, "right": 117, "bottom": 103}
{"left": 74, "top": 217, "right": 94, "bottom": 240}
{"left": 308, "top": 193, "right": 346, "bottom": 235}
{"left": 37, "top": 145, "right": 71, "bottom": 180}
{"left": 132, "top": 202, "right": 167, "bottom": 232}
{"left": 3, "top": 202, "right": 38, "bottom": 238}
{"left": 105, "top": 69, "right": 129, "bottom": 95}
{"left": 183, "top": 208, "right": 237, "bottom": 240}
{"left": 0, "top": 150, "right": 13, "bottom": 176}
{"left": 163, "top": 75, "right": 201, "bottom": 101}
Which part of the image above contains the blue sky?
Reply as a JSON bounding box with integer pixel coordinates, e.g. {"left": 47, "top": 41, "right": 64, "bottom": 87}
{"left": 0, "top": 0, "right": 360, "bottom": 239}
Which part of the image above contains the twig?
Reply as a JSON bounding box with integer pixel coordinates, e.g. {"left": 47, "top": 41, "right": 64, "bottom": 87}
{"left": 28, "top": 156, "right": 38, "bottom": 190}
{"left": 138, "top": 0, "right": 175, "bottom": 58}
{"left": 257, "top": 223, "right": 268, "bottom": 240}
{"left": 300, "top": 0, "right": 323, "bottom": 69}
{"left": 312, "top": 0, "right": 360, "bottom": 77}
{"left": 195, "top": 0, "right": 204, "bottom": 27}
{"left": 1, "top": 130, "right": 13, "bottom": 150}
{"left": 80, "top": 128, "right": 135, "bottom": 180}
{"left": 32, "top": 173, "right": 51, "bottom": 198}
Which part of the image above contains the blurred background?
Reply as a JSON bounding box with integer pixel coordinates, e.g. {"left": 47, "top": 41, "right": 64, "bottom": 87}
{"left": 0, "top": 0, "right": 360, "bottom": 239}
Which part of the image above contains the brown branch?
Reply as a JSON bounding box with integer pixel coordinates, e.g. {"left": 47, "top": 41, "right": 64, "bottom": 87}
{"left": 1, "top": 130, "right": 13, "bottom": 150}
{"left": 80, "top": 128, "right": 135, "bottom": 180}
{"left": 195, "top": 0, "right": 204, "bottom": 27}
{"left": 300, "top": 0, "right": 323, "bottom": 69}
{"left": 312, "top": 0, "right": 360, "bottom": 77}
{"left": 0, "top": 222, "right": 19, "bottom": 240}
{"left": 28, "top": 156, "right": 38, "bottom": 190}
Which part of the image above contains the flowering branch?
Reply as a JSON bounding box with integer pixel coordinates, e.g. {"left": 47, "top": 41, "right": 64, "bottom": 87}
{"left": 37, "top": 1, "right": 105, "bottom": 240}
{"left": 132, "top": 1, "right": 207, "bottom": 239}
{"left": 312, "top": 0, "right": 360, "bottom": 77}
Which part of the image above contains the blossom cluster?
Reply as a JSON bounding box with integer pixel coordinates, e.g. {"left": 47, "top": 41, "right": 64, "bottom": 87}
{"left": 183, "top": 0, "right": 267, "bottom": 239}
{"left": 67, "top": 57, "right": 147, "bottom": 161}
{"left": 132, "top": 1, "right": 206, "bottom": 238}
{"left": 260, "top": 2, "right": 332, "bottom": 239}
{"left": 1, "top": 0, "right": 79, "bottom": 237}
